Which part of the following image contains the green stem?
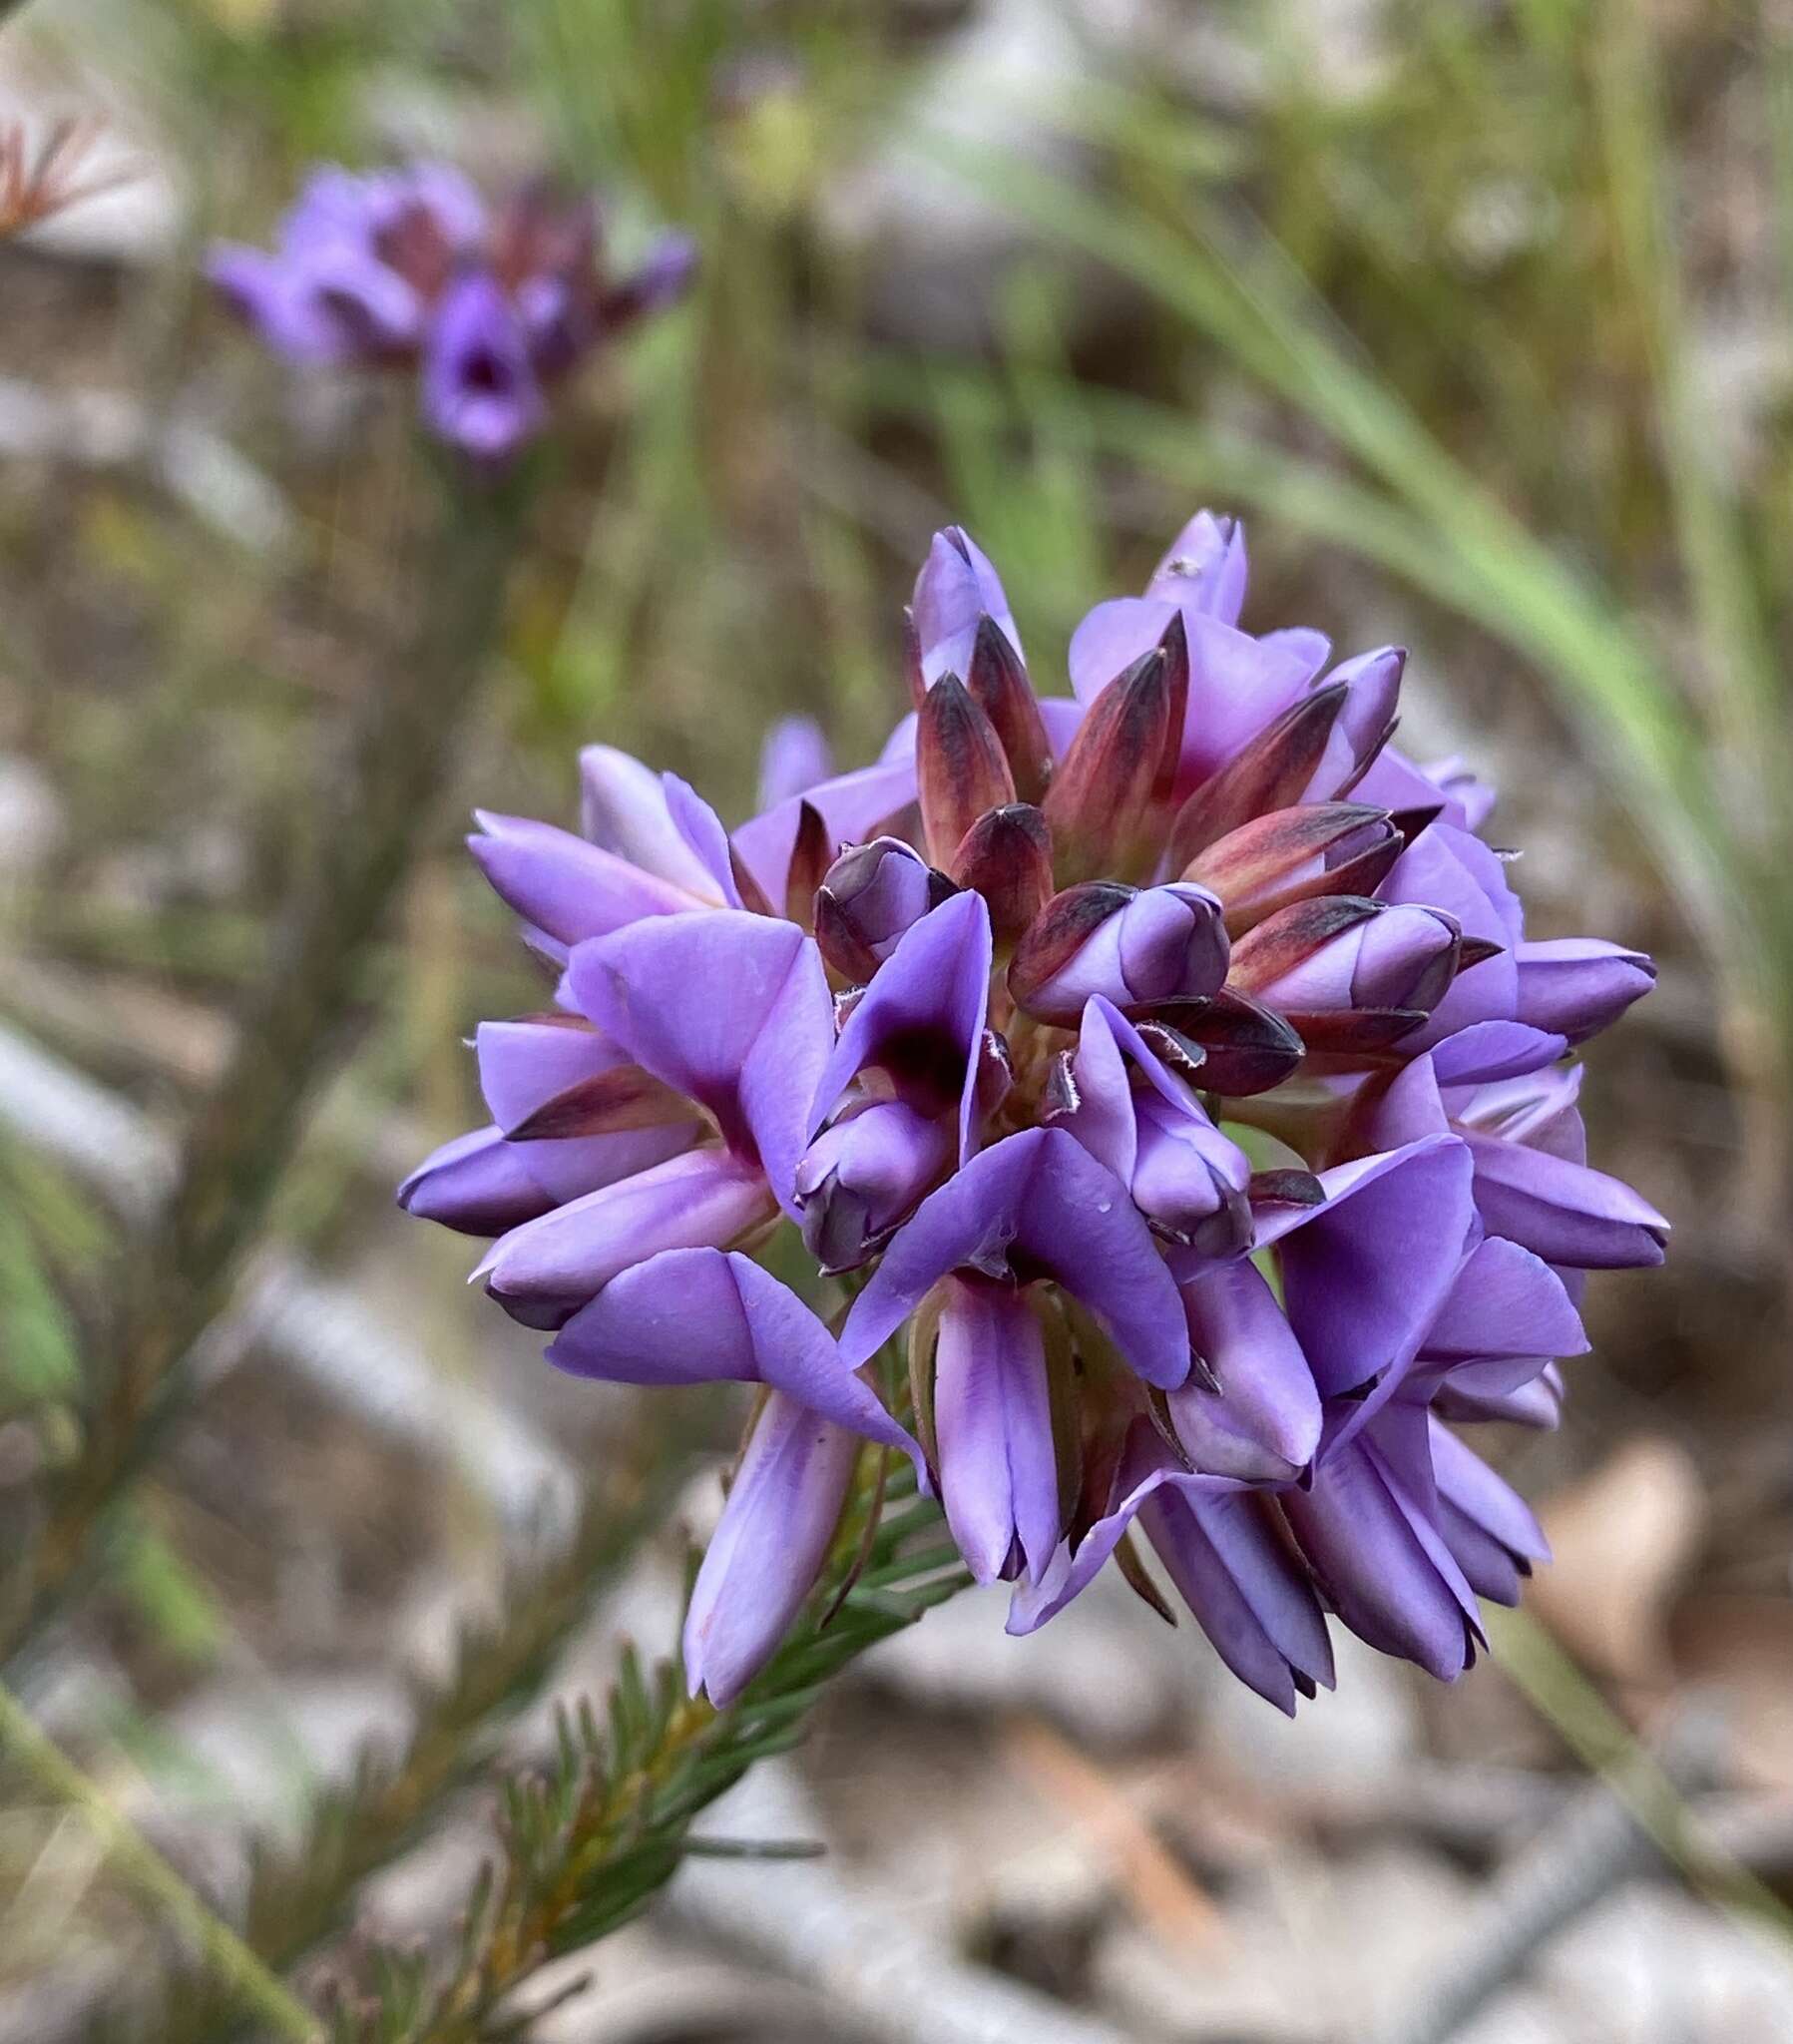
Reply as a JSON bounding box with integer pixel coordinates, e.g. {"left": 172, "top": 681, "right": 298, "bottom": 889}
{"left": 0, "top": 461, "right": 531, "bottom": 1676}
{"left": 0, "top": 1680, "right": 321, "bottom": 2043}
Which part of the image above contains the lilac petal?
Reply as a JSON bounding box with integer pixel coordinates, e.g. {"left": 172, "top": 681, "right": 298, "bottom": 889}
{"left": 1429, "top": 1022, "right": 1569, "bottom": 1087}
{"left": 810, "top": 890, "right": 993, "bottom": 1162}
{"left": 1381, "top": 822, "right": 1523, "bottom": 1047}
{"left": 570, "top": 910, "right": 834, "bottom": 1207}
{"left": 208, "top": 247, "right": 348, "bottom": 364}
{"left": 1302, "top": 647, "right": 1405, "bottom": 800}
{"left": 473, "top": 1147, "right": 774, "bottom": 1327}
{"left": 933, "top": 1278, "right": 1062, "bottom": 1584}
{"left": 1429, "top": 1417, "right": 1550, "bottom": 1606}
{"left": 1068, "top": 598, "right": 1179, "bottom": 703}
{"left": 1513, "top": 938, "right": 1655, "bottom": 1046}
{"left": 756, "top": 716, "right": 833, "bottom": 810}
{"left": 471, "top": 811, "right": 698, "bottom": 945}
{"left": 1258, "top": 1135, "right": 1476, "bottom": 1398}
{"left": 840, "top": 1128, "right": 1190, "bottom": 1389}
{"left": 1437, "top": 1358, "right": 1564, "bottom": 1429}
{"left": 1140, "top": 1487, "right": 1336, "bottom": 1715}
{"left": 660, "top": 773, "right": 744, "bottom": 908}
{"left": 731, "top": 754, "right": 919, "bottom": 906}
{"left": 1462, "top": 1132, "right": 1668, "bottom": 1270}
{"left": 549, "top": 1248, "right": 919, "bottom": 1456}
{"left": 474, "top": 1017, "right": 697, "bottom": 1201}
{"left": 397, "top": 1125, "right": 555, "bottom": 1235}
{"left": 1177, "top": 616, "right": 1324, "bottom": 785}
{"left": 579, "top": 746, "right": 730, "bottom": 901}
{"left": 912, "top": 526, "right": 1022, "bottom": 687}
{"left": 1038, "top": 696, "right": 1087, "bottom": 762}
{"left": 1144, "top": 510, "right": 1249, "bottom": 622}
{"left": 1024, "top": 883, "right": 1229, "bottom": 1022}
{"left": 795, "top": 1098, "right": 956, "bottom": 1273}
{"left": 421, "top": 271, "right": 545, "bottom": 461}
{"left": 1170, "top": 1256, "right": 1320, "bottom": 1480}
{"left": 1284, "top": 1408, "right": 1481, "bottom": 1681}
{"left": 683, "top": 1390, "right": 860, "bottom": 1707}
{"left": 1420, "top": 1236, "right": 1588, "bottom": 1362}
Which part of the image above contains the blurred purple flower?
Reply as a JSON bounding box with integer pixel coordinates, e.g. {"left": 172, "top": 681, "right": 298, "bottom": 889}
{"left": 210, "top": 162, "right": 694, "bottom": 460}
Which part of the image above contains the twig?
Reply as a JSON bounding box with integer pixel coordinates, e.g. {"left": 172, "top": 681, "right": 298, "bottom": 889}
{"left": 0, "top": 1679, "right": 321, "bottom": 2043}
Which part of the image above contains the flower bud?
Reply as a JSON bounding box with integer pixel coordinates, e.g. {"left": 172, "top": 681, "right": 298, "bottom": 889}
{"left": 916, "top": 675, "right": 1016, "bottom": 869}
{"left": 1142, "top": 509, "right": 1248, "bottom": 622}
{"left": 683, "top": 1389, "right": 861, "bottom": 1706}
{"left": 1165, "top": 681, "right": 1351, "bottom": 870}
{"left": 1183, "top": 800, "right": 1401, "bottom": 933}
{"left": 966, "top": 614, "right": 1054, "bottom": 803}
{"left": 912, "top": 526, "right": 1021, "bottom": 687}
{"left": 397, "top": 1125, "right": 556, "bottom": 1236}
{"left": 948, "top": 802, "right": 1053, "bottom": 944}
{"left": 1230, "top": 897, "right": 1462, "bottom": 1033}
{"left": 422, "top": 270, "right": 545, "bottom": 462}
{"left": 795, "top": 1098, "right": 956, "bottom": 1273}
{"left": 812, "top": 837, "right": 955, "bottom": 983}
{"left": 1041, "top": 644, "right": 1173, "bottom": 885}
{"left": 1010, "top": 881, "right": 1229, "bottom": 1024}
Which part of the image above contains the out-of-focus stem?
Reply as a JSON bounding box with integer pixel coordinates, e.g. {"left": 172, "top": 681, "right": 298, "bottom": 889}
{"left": 0, "top": 465, "right": 529, "bottom": 1672}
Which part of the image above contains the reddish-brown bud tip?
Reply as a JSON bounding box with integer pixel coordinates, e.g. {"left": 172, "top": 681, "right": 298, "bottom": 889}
{"left": 784, "top": 799, "right": 835, "bottom": 928}
{"left": 949, "top": 802, "right": 1055, "bottom": 945}
{"left": 1166, "top": 682, "right": 1349, "bottom": 871}
{"left": 967, "top": 613, "right": 1054, "bottom": 804}
{"left": 1041, "top": 647, "right": 1170, "bottom": 886}
{"left": 917, "top": 675, "right": 1017, "bottom": 869}
{"left": 1008, "top": 881, "right": 1135, "bottom": 1009}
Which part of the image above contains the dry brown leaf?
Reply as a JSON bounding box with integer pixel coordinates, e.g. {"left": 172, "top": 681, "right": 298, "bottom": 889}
{"left": 1529, "top": 1435, "right": 1706, "bottom": 1685}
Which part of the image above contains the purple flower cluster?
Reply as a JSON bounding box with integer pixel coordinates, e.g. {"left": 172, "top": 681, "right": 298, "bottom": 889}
{"left": 401, "top": 513, "right": 1665, "bottom": 1712}
{"left": 210, "top": 165, "right": 694, "bottom": 461}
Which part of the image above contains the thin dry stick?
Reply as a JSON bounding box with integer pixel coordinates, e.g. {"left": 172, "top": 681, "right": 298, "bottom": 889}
{"left": 0, "top": 466, "right": 530, "bottom": 1674}
{"left": 0, "top": 1680, "right": 321, "bottom": 2043}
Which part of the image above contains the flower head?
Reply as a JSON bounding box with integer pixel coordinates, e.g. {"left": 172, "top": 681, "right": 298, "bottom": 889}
{"left": 401, "top": 512, "right": 1664, "bottom": 1710}
{"left": 211, "top": 164, "right": 694, "bottom": 461}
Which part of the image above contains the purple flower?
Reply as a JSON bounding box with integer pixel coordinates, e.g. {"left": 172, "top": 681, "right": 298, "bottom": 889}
{"left": 211, "top": 162, "right": 693, "bottom": 460}
{"left": 402, "top": 508, "right": 1663, "bottom": 1711}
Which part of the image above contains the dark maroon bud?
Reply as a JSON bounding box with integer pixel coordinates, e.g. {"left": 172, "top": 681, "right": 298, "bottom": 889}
{"left": 966, "top": 615, "right": 1054, "bottom": 804}
{"left": 1165, "top": 682, "right": 1348, "bottom": 872}
{"left": 1134, "top": 990, "right": 1305, "bottom": 1096}
{"left": 1042, "top": 647, "right": 1171, "bottom": 886}
{"left": 917, "top": 675, "right": 1017, "bottom": 869}
{"left": 949, "top": 802, "right": 1054, "bottom": 945}
{"left": 1150, "top": 611, "right": 1190, "bottom": 809}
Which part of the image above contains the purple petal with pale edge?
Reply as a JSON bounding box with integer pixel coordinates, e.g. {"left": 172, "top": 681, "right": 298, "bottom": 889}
{"left": 934, "top": 1279, "right": 1061, "bottom": 1584}
{"left": 579, "top": 746, "right": 728, "bottom": 901}
{"left": 1513, "top": 937, "right": 1655, "bottom": 1045}
{"left": 1453, "top": 1064, "right": 1587, "bottom": 1162}
{"left": 1420, "top": 1236, "right": 1588, "bottom": 1361}
{"left": 473, "top": 1148, "right": 773, "bottom": 1318}
{"left": 1169, "top": 1256, "right": 1321, "bottom": 1479}
{"left": 471, "top": 811, "right": 697, "bottom": 945}
{"left": 1284, "top": 1405, "right": 1481, "bottom": 1681}
{"left": 660, "top": 773, "right": 743, "bottom": 907}
{"left": 1059, "top": 998, "right": 1142, "bottom": 1185}
{"left": 1141, "top": 1487, "right": 1336, "bottom": 1715}
{"left": 683, "top": 1390, "right": 860, "bottom": 1707}
{"left": 1463, "top": 1131, "right": 1668, "bottom": 1270}
{"left": 809, "top": 891, "right": 992, "bottom": 1162}
{"left": 549, "top": 1248, "right": 919, "bottom": 1460}
{"left": 1429, "top": 1022, "right": 1569, "bottom": 1087}
{"left": 839, "top": 1128, "right": 1190, "bottom": 1389}
{"left": 731, "top": 753, "right": 919, "bottom": 906}
{"left": 570, "top": 911, "right": 834, "bottom": 1208}
{"left": 1256, "top": 1135, "right": 1476, "bottom": 1398}
{"left": 757, "top": 717, "right": 833, "bottom": 811}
